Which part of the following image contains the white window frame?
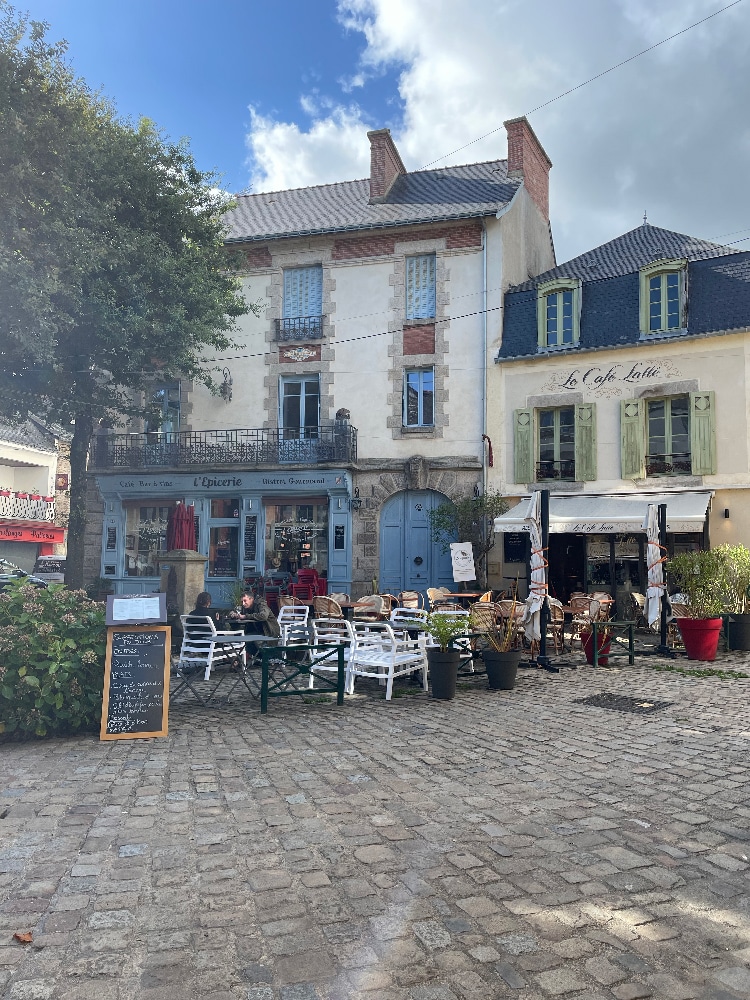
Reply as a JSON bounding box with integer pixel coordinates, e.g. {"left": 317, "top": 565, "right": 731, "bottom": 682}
{"left": 639, "top": 258, "right": 687, "bottom": 336}
{"left": 403, "top": 367, "right": 435, "bottom": 428}
{"left": 536, "top": 277, "right": 581, "bottom": 349}
{"left": 279, "top": 374, "right": 321, "bottom": 440}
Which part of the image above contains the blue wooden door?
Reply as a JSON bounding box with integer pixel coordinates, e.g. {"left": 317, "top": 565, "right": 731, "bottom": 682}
{"left": 379, "top": 490, "right": 454, "bottom": 597}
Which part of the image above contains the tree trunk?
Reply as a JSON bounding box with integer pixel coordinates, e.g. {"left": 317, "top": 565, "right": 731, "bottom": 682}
{"left": 65, "top": 406, "right": 94, "bottom": 590}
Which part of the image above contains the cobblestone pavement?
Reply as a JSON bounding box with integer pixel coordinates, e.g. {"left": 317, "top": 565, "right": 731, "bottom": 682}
{"left": 1, "top": 648, "right": 750, "bottom": 1000}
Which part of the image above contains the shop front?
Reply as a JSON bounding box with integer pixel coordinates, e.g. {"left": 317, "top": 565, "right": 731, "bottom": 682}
{"left": 95, "top": 469, "right": 353, "bottom": 605}
{"left": 495, "top": 491, "right": 711, "bottom": 616}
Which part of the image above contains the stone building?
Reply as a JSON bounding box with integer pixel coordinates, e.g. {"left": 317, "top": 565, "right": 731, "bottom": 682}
{"left": 87, "top": 118, "right": 555, "bottom": 601}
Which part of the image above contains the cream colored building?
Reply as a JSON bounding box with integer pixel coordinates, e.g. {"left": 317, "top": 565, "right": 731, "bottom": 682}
{"left": 489, "top": 223, "right": 750, "bottom": 610}
{"left": 88, "top": 118, "right": 555, "bottom": 601}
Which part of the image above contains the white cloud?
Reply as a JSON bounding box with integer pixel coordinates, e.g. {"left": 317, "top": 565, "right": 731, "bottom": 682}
{"left": 245, "top": 0, "right": 750, "bottom": 261}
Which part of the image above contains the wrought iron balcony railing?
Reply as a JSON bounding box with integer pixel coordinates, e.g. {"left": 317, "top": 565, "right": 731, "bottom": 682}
{"left": 274, "top": 316, "right": 324, "bottom": 341}
{"left": 536, "top": 459, "right": 576, "bottom": 481}
{"left": 0, "top": 492, "right": 55, "bottom": 521}
{"left": 93, "top": 426, "right": 357, "bottom": 469}
{"left": 645, "top": 453, "right": 692, "bottom": 477}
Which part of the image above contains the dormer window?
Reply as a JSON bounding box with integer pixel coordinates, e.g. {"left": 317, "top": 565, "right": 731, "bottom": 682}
{"left": 639, "top": 259, "right": 686, "bottom": 336}
{"left": 537, "top": 278, "right": 580, "bottom": 349}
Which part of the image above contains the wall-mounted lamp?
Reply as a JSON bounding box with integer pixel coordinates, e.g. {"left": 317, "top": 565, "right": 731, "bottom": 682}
{"left": 724, "top": 508, "right": 730, "bottom": 519}
{"left": 219, "top": 367, "right": 233, "bottom": 403}
{"left": 351, "top": 487, "right": 362, "bottom": 510}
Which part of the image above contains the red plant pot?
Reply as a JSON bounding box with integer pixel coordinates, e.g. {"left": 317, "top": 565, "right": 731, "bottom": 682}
{"left": 15, "top": 493, "right": 28, "bottom": 499}
{"left": 677, "top": 617, "right": 723, "bottom": 661}
{"left": 29, "top": 494, "right": 42, "bottom": 501}
{"left": 0, "top": 490, "right": 10, "bottom": 497}
{"left": 582, "top": 632, "right": 611, "bottom": 666}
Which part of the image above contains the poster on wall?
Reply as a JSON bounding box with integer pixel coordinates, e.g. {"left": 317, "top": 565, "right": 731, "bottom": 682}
{"left": 450, "top": 542, "right": 476, "bottom": 582}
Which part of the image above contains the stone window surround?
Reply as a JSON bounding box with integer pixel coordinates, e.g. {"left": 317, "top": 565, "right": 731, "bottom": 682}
{"left": 388, "top": 237, "right": 452, "bottom": 440}
{"left": 263, "top": 246, "right": 337, "bottom": 430}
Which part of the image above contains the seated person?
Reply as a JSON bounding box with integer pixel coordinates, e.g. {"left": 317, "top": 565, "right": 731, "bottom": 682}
{"left": 184, "top": 591, "right": 215, "bottom": 639}
{"left": 228, "top": 591, "right": 281, "bottom": 656}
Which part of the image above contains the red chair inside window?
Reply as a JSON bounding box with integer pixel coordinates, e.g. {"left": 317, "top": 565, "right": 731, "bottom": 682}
{"left": 290, "top": 583, "right": 314, "bottom": 601}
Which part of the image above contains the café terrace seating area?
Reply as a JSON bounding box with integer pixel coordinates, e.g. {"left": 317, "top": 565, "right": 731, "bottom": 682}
{"left": 170, "top": 581, "right": 678, "bottom": 713}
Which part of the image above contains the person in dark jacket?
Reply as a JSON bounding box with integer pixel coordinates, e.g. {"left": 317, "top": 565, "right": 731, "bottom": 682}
{"left": 229, "top": 591, "right": 281, "bottom": 656}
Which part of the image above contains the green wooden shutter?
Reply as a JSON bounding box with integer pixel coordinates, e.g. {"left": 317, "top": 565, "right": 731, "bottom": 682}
{"left": 690, "top": 390, "right": 716, "bottom": 475}
{"left": 514, "top": 409, "right": 534, "bottom": 484}
{"left": 574, "top": 403, "right": 597, "bottom": 481}
{"left": 620, "top": 399, "right": 645, "bottom": 479}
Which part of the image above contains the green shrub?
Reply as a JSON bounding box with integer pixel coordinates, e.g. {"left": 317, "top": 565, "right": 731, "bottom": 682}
{"left": 0, "top": 581, "right": 106, "bottom": 737}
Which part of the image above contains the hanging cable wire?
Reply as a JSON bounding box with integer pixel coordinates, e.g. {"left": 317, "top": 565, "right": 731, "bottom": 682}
{"left": 419, "top": 0, "right": 744, "bottom": 170}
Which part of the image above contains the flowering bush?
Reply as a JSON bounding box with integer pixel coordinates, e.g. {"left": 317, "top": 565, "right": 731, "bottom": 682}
{"left": 0, "top": 582, "right": 106, "bottom": 737}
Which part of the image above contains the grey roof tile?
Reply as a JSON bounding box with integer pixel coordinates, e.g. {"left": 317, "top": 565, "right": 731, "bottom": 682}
{"left": 224, "top": 160, "right": 519, "bottom": 242}
{"left": 0, "top": 417, "right": 56, "bottom": 453}
{"left": 509, "top": 223, "right": 740, "bottom": 291}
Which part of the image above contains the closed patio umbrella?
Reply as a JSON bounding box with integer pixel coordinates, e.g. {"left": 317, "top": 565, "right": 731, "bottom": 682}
{"left": 644, "top": 503, "right": 666, "bottom": 627}
{"left": 522, "top": 491, "right": 548, "bottom": 643}
{"left": 167, "top": 502, "right": 196, "bottom": 551}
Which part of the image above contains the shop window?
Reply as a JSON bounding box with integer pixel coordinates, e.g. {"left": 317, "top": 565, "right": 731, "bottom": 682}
{"left": 403, "top": 368, "right": 434, "bottom": 427}
{"left": 639, "top": 259, "right": 686, "bottom": 335}
{"left": 513, "top": 404, "right": 596, "bottom": 484}
{"left": 124, "top": 502, "right": 174, "bottom": 577}
{"left": 264, "top": 498, "right": 328, "bottom": 577}
{"left": 536, "top": 278, "right": 580, "bottom": 349}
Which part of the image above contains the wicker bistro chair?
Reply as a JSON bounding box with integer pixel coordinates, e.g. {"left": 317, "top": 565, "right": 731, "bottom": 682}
{"left": 397, "top": 590, "right": 425, "bottom": 610}
{"left": 568, "top": 597, "right": 601, "bottom": 648}
{"left": 352, "top": 595, "right": 386, "bottom": 621}
{"left": 590, "top": 592, "right": 614, "bottom": 621}
{"left": 312, "top": 595, "right": 344, "bottom": 619}
{"left": 427, "top": 587, "right": 452, "bottom": 610}
{"left": 627, "top": 592, "right": 648, "bottom": 628}
{"left": 547, "top": 598, "right": 566, "bottom": 653}
{"left": 495, "top": 600, "right": 526, "bottom": 648}
{"left": 278, "top": 595, "right": 308, "bottom": 609}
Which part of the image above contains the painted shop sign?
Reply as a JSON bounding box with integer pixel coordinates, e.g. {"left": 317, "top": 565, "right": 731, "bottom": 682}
{"left": 0, "top": 524, "right": 65, "bottom": 543}
{"left": 540, "top": 359, "right": 682, "bottom": 398}
{"left": 99, "top": 472, "right": 350, "bottom": 495}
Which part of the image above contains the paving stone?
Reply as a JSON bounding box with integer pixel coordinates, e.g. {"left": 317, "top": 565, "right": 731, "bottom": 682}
{"left": 534, "top": 968, "right": 588, "bottom": 995}
{"left": 714, "top": 966, "right": 750, "bottom": 992}
{"left": 611, "top": 986, "right": 653, "bottom": 999}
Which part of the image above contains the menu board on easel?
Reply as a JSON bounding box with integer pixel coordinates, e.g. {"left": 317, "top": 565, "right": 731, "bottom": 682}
{"left": 100, "top": 626, "right": 170, "bottom": 740}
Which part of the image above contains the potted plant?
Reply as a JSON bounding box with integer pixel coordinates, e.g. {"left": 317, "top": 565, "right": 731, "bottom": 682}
{"left": 668, "top": 548, "right": 729, "bottom": 661}
{"left": 85, "top": 577, "right": 114, "bottom": 602}
{"left": 580, "top": 622, "right": 612, "bottom": 666}
{"left": 423, "top": 613, "right": 470, "bottom": 700}
{"left": 714, "top": 543, "right": 750, "bottom": 651}
{"left": 470, "top": 601, "right": 522, "bottom": 690}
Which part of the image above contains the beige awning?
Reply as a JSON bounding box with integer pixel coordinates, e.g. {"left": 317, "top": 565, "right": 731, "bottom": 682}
{"left": 494, "top": 491, "right": 713, "bottom": 535}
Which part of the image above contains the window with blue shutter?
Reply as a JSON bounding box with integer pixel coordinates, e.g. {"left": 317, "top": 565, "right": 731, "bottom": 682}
{"left": 406, "top": 255, "right": 436, "bottom": 320}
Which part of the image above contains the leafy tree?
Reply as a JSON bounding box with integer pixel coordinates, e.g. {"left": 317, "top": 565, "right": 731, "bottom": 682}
{"left": 427, "top": 490, "right": 508, "bottom": 589}
{"left": 0, "top": 4, "right": 251, "bottom": 587}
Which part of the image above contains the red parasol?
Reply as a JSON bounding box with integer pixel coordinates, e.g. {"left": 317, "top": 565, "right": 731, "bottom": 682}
{"left": 166, "top": 502, "right": 196, "bottom": 551}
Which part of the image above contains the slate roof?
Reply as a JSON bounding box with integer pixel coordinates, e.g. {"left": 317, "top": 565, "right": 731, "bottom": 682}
{"left": 224, "top": 160, "right": 520, "bottom": 242}
{"left": 0, "top": 417, "right": 56, "bottom": 453}
{"left": 508, "top": 223, "right": 740, "bottom": 292}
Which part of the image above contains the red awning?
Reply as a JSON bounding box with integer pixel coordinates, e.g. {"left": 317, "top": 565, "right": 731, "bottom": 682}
{"left": 0, "top": 523, "right": 65, "bottom": 543}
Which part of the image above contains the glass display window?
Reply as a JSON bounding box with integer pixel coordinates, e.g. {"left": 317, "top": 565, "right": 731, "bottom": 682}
{"left": 124, "top": 501, "right": 175, "bottom": 577}
{"left": 211, "top": 498, "right": 240, "bottom": 519}
{"left": 264, "top": 497, "right": 328, "bottom": 575}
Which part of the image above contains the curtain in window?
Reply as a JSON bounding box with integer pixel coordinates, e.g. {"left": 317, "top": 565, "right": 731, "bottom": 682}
{"left": 284, "top": 266, "right": 323, "bottom": 319}
{"left": 406, "top": 255, "right": 436, "bottom": 320}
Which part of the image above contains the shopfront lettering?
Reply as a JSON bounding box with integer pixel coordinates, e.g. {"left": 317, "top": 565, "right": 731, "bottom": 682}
{"left": 542, "top": 359, "right": 681, "bottom": 398}
{"left": 192, "top": 476, "right": 243, "bottom": 488}
{"left": 118, "top": 479, "right": 174, "bottom": 489}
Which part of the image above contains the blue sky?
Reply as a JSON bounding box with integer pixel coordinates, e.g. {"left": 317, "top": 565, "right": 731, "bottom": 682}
{"left": 17, "top": 0, "right": 750, "bottom": 263}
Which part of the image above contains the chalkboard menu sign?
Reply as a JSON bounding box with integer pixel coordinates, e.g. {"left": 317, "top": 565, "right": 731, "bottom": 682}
{"left": 244, "top": 515, "right": 257, "bottom": 561}
{"left": 504, "top": 532, "right": 528, "bottom": 564}
{"left": 100, "top": 626, "right": 170, "bottom": 740}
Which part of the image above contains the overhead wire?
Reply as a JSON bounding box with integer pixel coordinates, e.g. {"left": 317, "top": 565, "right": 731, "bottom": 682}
{"left": 419, "top": 0, "right": 744, "bottom": 170}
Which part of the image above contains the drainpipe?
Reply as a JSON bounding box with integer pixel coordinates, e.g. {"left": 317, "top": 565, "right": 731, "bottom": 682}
{"left": 481, "top": 219, "right": 488, "bottom": 498}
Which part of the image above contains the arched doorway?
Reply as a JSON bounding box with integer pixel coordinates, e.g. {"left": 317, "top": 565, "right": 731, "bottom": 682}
{"left": 379, "top": 490, "right": 455, "bottom": 597}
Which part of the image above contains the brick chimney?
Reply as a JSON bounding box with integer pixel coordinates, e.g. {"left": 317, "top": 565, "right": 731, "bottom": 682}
{"left": 503, "top": 116, "right": 552, "bottom": 220}
{"left": 367, "top": 128, "right": 406, "bottom": 203}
